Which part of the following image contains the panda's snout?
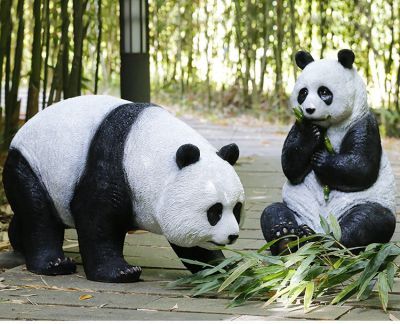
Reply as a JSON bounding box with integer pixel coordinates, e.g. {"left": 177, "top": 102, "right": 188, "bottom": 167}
{"left": 228, "top": 234, "right": 239, "bottom": 245}
{"left": 306, "top": 108, "right": 316, "bottom": 115}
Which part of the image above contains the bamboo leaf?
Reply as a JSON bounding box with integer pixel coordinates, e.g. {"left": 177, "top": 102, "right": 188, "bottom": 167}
{"left": 263, "top": 285, "right": 292, "bottom": 307}
{"left": 179, "top": 258, "right": 214, "bottom": 268}
{"left": 257, "top": 238, "right": 281, "bottom": 253}
{"left": 286, "top": 282, "right": 307, "bottom": 306}
{"left": 386, "top": 262, "right": 396, "bottom": 291}
{"left": 331, "top": 281, "right": 359, "bottom": 305}
{"left": 304, "top": 282, "right": 315, "bottom": 312}
{"left": 290, "top": 254, "right": 316, "bottom": 285}
{"left": 319, "top": 215, "right": 330, "bottom": 234}
{"left": 192, "top": 279, "right": 220, "bottom": 296}
{"left": 358, "top": 244, "right": 393, "bottom": 287}
{"left": 328, "top": 214, "right": 341, "bottom": 241}
{"left": 378, "top": 271, "right": 389, "bottom": 312}
{"left": 218, "top": 259, "right": 258, "bottom": 292}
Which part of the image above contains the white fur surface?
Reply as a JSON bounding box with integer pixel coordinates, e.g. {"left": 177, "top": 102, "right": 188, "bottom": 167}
{"left": 11, "top": 95, "right": 245, "bottom": 247}
{"left": 11, "top": 95, "right": 129, "bottom": 227}
{"left": 284, "top": 58, "right": 397, "bottom": 232}
{"left": 124, "top": 107, "right": 245, "bottom": 248}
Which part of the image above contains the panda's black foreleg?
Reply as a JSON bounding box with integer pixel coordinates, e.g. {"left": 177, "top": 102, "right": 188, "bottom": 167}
{"left": 339, "top": 202, "right": 396, "bottom": 251}
{"left": 169, "top": 243, "right": 225, "bottom": 273}
{"left": 260, "top": 202, "right": 314, "bottom": 255}
{"left": 3, "top": 149, "right": 76, "bottom": 275}
{"left": 71, "top": 188, "right": 141, "bottom": 283}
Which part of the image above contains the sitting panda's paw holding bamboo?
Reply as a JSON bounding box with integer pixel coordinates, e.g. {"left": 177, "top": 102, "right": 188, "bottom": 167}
{"left": 311, "top": 125, "right": 322, "bottom": 141}
{"left": 311, "top": 150, "right": 329, "bottom": 168}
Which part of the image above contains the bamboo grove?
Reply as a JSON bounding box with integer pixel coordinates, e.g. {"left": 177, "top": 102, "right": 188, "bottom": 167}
{"left": 0, "top": 0, "right": 400, "bottom": 151}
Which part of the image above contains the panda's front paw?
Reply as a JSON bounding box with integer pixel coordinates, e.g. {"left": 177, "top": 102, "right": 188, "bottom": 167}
{"left": 28, "top": 256, "right": 77, "bottom": 276}
{"left": 311, "top": 125, "right": 322, "bottom": 142}
{"left": 311, "top": 150, "right": 329, "bottom": 168}
{"left": 86, "top": 260, "right": 142, "bottom": 283}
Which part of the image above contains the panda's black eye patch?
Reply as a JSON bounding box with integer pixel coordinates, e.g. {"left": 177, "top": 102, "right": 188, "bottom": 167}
{"left": 318, "top": 86, "right": 333, "bottom": 105}
{"left": 297, "top": 88, "right": 308, "bottom": 104}
{"left": 233, "top": 202, "right": 242, "bottom": 224}
{"left": 207, "top": 203, "right": 223, "bottom": 226}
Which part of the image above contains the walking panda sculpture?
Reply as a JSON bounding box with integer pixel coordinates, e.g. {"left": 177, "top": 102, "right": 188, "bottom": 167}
{"left": 3, "top": 95, "right": 245, "bottom": 282}
{"left": 261, "top": 49, "right": 397, "bottom": 255}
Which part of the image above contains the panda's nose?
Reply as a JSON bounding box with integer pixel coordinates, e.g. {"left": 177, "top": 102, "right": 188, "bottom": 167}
{"left": 228, "top": 234, "right": 239, "bottom": 244}
{"left": 306, "top": 108, "right": 315, "bottom": 115}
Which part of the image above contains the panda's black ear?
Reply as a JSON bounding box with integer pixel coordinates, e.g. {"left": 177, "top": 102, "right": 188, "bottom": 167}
{"left": 176, "top": 144, "right": 200, "bottom": 169}
{"left": 295, "top": 51, "right": 314, "bottom": 70}
{"left": 218, "top": 143, "right": 239, "bottom": 166}
{"left": 338, "top": 49, "right": 355, "bottom": 69}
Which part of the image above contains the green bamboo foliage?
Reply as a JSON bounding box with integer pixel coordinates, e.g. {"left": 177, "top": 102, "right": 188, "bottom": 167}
{"left": 169, "top": 217, "right": 400, "bottom": 312}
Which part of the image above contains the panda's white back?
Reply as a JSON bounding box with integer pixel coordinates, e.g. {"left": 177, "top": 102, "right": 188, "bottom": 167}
{"left": 10, "top": 95, "right": 224, "bottom": 233}
{"left": 10, "top": 95, "right": 129, "bottom": 227}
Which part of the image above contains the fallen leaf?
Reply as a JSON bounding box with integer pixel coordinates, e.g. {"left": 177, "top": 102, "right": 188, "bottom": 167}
{"left": 79, "top": 294, "right": 93, "bottom": 301}
{"left": 169, "top": 303, "right": 178, "bottom": 311}
{"left": 10, "top": 299, "right": 26, "bottom": 304}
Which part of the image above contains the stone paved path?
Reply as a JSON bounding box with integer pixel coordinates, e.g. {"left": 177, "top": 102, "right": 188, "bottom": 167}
{"left": 0, "top": 114, "right": 399, "bottom": 320}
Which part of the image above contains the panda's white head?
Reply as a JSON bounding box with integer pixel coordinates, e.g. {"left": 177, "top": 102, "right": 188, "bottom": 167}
{"left": 290, "top": 49, "right": 368, "bottom": 128}
{"left": 155, "top": 143, "right": 245, "bottom": 249}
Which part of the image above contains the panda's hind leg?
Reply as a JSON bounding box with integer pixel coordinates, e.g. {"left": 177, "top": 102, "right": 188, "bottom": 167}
{"left": 339, "top": 202, "right": 396, "bottom": 250}
{"left": 3, "top": 149, "right": 76, "bottom": 275}
{"left": 260, "top": 202, "right": 314, "bottom": 255}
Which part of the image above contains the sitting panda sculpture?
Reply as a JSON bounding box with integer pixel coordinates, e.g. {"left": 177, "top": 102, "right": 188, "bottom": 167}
{"left": 3, "top": 95, "right": 245, "bottom": 282}
{"left": 261, "top": 49, "right": 397, "bottom": 255}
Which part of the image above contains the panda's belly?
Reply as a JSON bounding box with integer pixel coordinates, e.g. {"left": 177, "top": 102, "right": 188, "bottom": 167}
{"left": 10, "top": 95, "right": 129, "bottom": 227}
{"left": 282, "top": 153, "right": 396, "bottom": 232}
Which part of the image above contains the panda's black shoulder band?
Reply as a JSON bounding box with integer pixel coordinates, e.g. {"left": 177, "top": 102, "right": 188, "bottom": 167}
{"left": 71, "top": 103, "right": 151, "bottom": 227}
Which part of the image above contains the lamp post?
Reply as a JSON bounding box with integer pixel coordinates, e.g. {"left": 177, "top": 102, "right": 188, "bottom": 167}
{"left": 119, "top": 0, "right": 150, "bottom": 102}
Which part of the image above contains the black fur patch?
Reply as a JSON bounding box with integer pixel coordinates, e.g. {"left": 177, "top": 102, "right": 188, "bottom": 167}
{"left": 70, "top": 103, "right": 150, "bottom": 283}
{"left": 339, "top": 202, "right": 395, "bottom": 249}
{"left": 218, "top": 143, "right": 239, "bottom": 166}
{"left": 282, "top": 122, "right": 324, "bottom": 184}
{"left": 207, "top": 202, "right": 223, "bottom": 226}
{"left": 312, "top": 113, "right": 382, "bottom": 191}
{"left": 295, "top": 51, "right": 314, "bottom": 70}
{"left": 337, "top": 49, "right": 355, "bottom": 69}
{"left": 318, "top": 86, "right": 333, "bottom": 105}
{"left": 3, "top": 149, "right": 76, "bottom": 275}
{"left": 297, "top": 88, "right": 308, "bottom": 105}
{"left": 176, "top": 144, "right": 200, "bottom": 169}
{"left": 169, "top": 243, "right": 225, "bottom": 273}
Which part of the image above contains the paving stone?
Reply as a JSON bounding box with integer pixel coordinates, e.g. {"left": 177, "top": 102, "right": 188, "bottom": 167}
{"left": 0, "top": 302, "right": 231, "bottom": 320}
{"left": 339, "top": 307, "right": 391, "bottom": 321}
